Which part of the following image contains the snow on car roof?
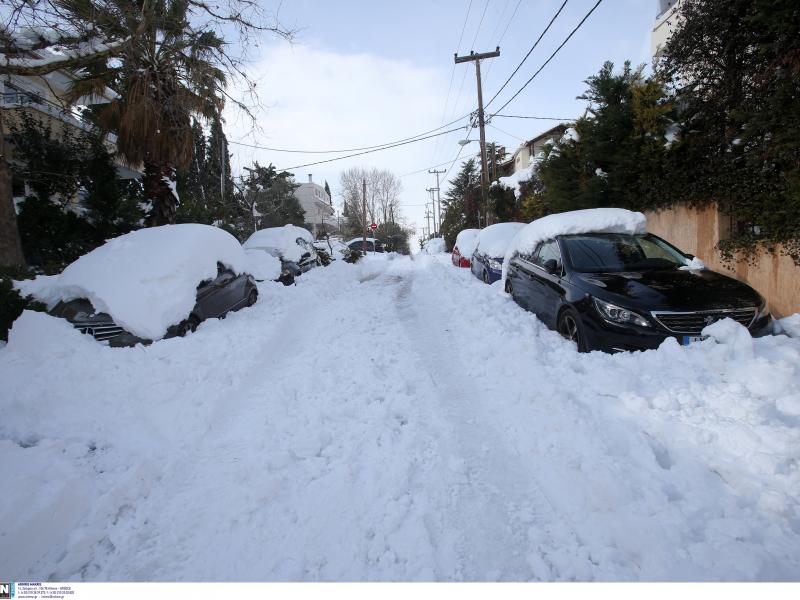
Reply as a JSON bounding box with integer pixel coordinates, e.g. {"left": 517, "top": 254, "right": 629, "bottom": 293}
{"left": 244, "top": 225, "right": 314, "bottom": 263}
{"left": 17, "top": 224, "right": 248, "bottom": 341}
{"left": 501, "top": 208, "right": 647, "bottom": 281}
{"left": 454, "top": 229, "right": 480, "bottom": 257}
{"left": 474, "top": 222, "right": 525, "bottom": 258}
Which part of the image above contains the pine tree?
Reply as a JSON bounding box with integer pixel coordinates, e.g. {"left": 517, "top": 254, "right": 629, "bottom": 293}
{"left": 440, "top": 158, "right": 479, "bottom": 248}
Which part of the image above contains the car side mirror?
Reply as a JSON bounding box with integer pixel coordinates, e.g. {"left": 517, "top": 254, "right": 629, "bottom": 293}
{"left": 302, "top": 252, "right": 311, "bottom": 259}
{"left": 543, "top": 259, "right": 559, "bottom": 274}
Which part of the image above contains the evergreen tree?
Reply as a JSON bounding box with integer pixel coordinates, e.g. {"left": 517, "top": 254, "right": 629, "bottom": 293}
{"left": 658, "top": 0, "right": 800, "bottom": 262}
{"left": 440, "top": 158, "right": 479, "bottom": 249}
{"left": 205, "top": 118, "right": 235, "bottom": 226}
{"left": 324, "top": 180, "right": 332, "bottom": 205}
{"left": 176, "top": 119, "right": 212, "bottom": 224}
{"left": 234, "top": 163, "right": 303, "bottom": 235}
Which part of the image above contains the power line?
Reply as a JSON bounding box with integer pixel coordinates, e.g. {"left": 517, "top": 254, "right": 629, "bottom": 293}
{"left": 485, "top": 0, "right": 569, "bottom": 110}
{"left": 275, "top": 125, "right": 466, "bottom": 172}
{"left": 229, "top": 114, "right": 469, "bottom": 155}
{"left": 491, "top": 113, "right": 573, "bottom": 121}
{"left": 488, "top": 123, "right": 524, "bottom": 141}
{"left": 491, "top": 0, "right": 604, "bottom": 116}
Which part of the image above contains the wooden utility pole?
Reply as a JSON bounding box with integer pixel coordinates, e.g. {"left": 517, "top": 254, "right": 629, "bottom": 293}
{"left": 424, "top": 206, "right": 432, "bottom": 238}
{"left": 455, "top": 47, "right": 500, "bottom": 227}
{"left": 428, "top": 168, "right": 445, "bottom": 234}
{"left": 362, "top": 179, "right": 367, "bottom": 252}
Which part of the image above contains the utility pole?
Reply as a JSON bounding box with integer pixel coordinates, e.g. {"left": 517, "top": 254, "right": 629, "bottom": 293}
{"left": 362, "top": 179, "right": 367, "bottom": 252}
{"left": 428, "top": 168, "right": 445, "bottom": 234}
{"left": 424, "top": 206, "right": 432, "bottom": 239}
{"left": 426, "top": 188, "right": 437, "bottom": 236}
{"left": 455, "top": 47, "right": 500, "bottom": 227}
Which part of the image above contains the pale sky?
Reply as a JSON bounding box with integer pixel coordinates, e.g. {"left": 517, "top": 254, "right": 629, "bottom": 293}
{"left": 223, "top": 0, "right": 658, "bottom": 243}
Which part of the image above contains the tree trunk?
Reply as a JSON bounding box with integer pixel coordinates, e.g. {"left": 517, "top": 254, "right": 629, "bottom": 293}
{"left": 0, "top": 109, "right": 27, "bottom": 267}
{"left": 143, "top": 161, "right": 179, "bottom": 226}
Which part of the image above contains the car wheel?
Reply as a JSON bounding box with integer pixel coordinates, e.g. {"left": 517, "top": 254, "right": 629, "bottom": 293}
{"left": 246, "top": 288, "right": 258, "bottom": 306}
{"left": 176, "top": 316, "right": 200, "bottom": 338}
{"left": 557, "top": 308, "right": 588, "bottom": 352}
{"left": 483, "top": 270, "right": 489, "bottom": 284}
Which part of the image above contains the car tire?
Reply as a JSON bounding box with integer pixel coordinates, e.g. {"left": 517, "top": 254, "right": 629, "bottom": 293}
{"left": 176, "top": 316, "right": 200, "bottom": 338}
{"left": 558, "top": 308, "right": 588, "bottom": 353}
{"left": 483, "top": 270, "right": 489, "bottom": 284}
{"left": 246, "top": 289, "right": 258, "bottom": 306}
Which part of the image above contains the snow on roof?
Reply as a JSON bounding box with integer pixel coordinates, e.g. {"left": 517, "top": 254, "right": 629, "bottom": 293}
{"left": 346, "top": 237, "right": 381, "bottom": 245}
{"left": 244, "top": 225, "right": 314, "bottom": 263}
{"left": 501, "top": 208, "right": 647, "bottom": 281}
{"left": 16, "top": 224, "right": 249, "bottom": 340}
{"left": 474, "top": 222, "right": 526, "bottom": 258}
{"left": 454, "top": 229, "right": 480, "bottom": 258}
{"left": 244, "top": 249, "right": 282, "bottom": 281}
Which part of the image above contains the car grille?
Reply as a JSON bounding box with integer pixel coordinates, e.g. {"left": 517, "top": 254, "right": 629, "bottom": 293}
{"left": 651, "top": 307, "right": 757, "bottom": 334}
{"left": 73, "top": 322, "right": 125, "bottom": 342}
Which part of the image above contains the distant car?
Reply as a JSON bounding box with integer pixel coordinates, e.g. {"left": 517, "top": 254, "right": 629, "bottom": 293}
{"left": 26, "top": 224, "right": 259, "bottom": 347}
{"left": 347, "top": 238, "right": 385, "bottom": 253}
{"left": 471, "top": 223, "right": 525, "bottom": 284}
{"left": 51, "top": 262, "right": 257, "bottom": 346}
{"left": 244, "top": 225, "right": 320, "bottom": 285}
{"left": 504, "top": 209, "right": 773, "bottom": 353}
{"left": 452, "top": 229, "right": 479, "bottom": 268}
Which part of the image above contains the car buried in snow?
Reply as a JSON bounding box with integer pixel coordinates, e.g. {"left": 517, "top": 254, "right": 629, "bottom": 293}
{"left": 452, "top": 229, "right": 479, "bottom": 268}
{"left": 19, "top": 224, "right": 259, "bottom": 347}
{"left": 347, "top": 237, "right": 385, "bottom": 253}
{"left": 503, "top": 209, "right": 773, "bottom": 353}
{"left": 244, "top": 225, "right": 321, "bottom": 285}
{"left": 470, "top": 222, "right": 525, "bottom": 284}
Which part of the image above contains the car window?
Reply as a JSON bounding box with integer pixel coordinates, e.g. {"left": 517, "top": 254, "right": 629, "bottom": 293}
{"left": 533, "top": 240, "right": 561, "bottom": 268}
{"left": 561, "top": 234, "right": 686, "bottom": 272}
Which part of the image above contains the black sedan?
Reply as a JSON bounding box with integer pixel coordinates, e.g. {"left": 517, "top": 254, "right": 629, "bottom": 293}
{"left": 50, "top": 262, "right": 258, "bottom": 347}
{"left": 504, "top": 232, "right": 772, "bottom": 352}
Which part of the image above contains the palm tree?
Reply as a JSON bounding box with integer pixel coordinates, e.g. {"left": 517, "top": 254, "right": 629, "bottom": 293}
{"left": 69, "top": 0, "right": 226, "bottom": 225}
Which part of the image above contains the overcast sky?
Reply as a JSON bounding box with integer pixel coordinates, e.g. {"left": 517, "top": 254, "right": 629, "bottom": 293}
{"left": 223, "top": 0, "right": 659, "bottom": 243}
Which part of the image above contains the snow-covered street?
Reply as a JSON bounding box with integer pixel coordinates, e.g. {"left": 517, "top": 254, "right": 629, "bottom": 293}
{"left": 2, "top": 253, "right": 800, "bottom": 581}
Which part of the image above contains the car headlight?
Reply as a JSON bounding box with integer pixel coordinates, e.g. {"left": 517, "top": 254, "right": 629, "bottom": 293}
{"left": 488, "top": 259, "right": 502, "bottom": 271}
{"left": 593, "top": 298, "right": 651, "bottom": 327}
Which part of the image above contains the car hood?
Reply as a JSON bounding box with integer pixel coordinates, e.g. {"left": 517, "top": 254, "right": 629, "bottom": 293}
{"left": 573, "top": 268, "right": 762, "bottom": 311}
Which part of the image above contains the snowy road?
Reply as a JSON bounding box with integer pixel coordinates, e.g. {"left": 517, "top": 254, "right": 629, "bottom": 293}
{"left": 2, "top": 254, "right": 800, "bottom": 581}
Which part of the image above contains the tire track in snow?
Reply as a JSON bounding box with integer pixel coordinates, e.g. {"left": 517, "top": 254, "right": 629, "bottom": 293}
{"left": 393, "top": 258, "right": 590, "bottom": 580}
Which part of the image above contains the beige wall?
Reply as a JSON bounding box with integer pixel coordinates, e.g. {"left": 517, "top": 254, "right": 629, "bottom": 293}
{"left": 646, "top": 204, "right": 800, "bottom": 318}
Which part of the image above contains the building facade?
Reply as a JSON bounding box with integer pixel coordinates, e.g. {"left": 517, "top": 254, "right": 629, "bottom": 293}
{"left": 294, "top": 174, "right": 336, "bottom": 237}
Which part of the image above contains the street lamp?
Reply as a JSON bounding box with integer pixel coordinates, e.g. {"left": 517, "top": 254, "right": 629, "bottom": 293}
{"left": 458, "top": 139, "right": 477, "bottom": 146}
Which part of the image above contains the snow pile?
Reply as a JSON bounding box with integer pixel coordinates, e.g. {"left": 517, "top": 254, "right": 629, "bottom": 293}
{"left": 502, "top": 208, "right": 646, "bottom": 281}
{"left": 14, "top": 224, "right": 248, "bottom": 340}
{"left": 776, "top": 314, "right": 800, "bottom": 338}
{"left": 474, "top": 222, "right": 525, "bottom": 258}
{"left": 680, "top": 256, "right": 706, "bottom": 271}
{"left": 454, "top": 229, "right": 480, "bottom": 258}
{"left": 244, "top": 249, "right": 282, "bottom": 281}
{"left": 244, "top": 225, "right": 314, "bottom": 263}
{"left": 422, "top": 238, "right": 446, "bottom": 254}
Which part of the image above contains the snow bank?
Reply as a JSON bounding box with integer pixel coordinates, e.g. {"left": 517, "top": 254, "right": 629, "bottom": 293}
{"left": 15, "top": 224, "right": 248, "bottom": 340}
{"left": 244, "top": 225, "right": 314, "bottom": 263}
{"left": 454, "top": 229, "right": 480, "bottom": 258}
{"left": 474, "top": 223, "right": 525, "bottom": 258}
{"left": 422, "top": 238, "right": 446, "bottom": 254}
{"left": 776, "top": 314, "right": 800, "bottom": 338}
{"left": 501, "top": 208, "right": 646, "bottom": 281}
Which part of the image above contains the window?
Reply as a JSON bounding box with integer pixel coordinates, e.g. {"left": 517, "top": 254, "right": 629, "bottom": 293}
{"left": 533, "top": 239, "right": 561, "bottom": 269}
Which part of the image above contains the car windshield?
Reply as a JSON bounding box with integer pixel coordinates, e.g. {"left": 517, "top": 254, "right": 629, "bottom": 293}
{"left": 560, "top": 233, "right": 687, "bottom": 273}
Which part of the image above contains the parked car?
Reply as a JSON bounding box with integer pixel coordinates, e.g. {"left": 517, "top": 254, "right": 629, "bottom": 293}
{"left": 471, "top": 222, "right": 525, "bottom": 283}
{"left": 504, "top": 211, "right": 772, "bottom": 353}
{"left": 28, "top": 224, "right": 259, "bottom": 347}
{"left": 244, "top": 225, "right": 320, "bottom": 285}
{"left": 347, "top": 237, "right": 385, "bottom": 253}
{"left": 452, "top": 229, "right": 479, "bottom": 268}
{"left": 51, "top": 262, "right": 258, "bottom": 346}
{"left": 313, "top": 238, "right": 350, "bottom": 262}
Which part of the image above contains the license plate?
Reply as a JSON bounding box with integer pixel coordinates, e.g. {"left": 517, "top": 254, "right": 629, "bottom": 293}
{"left": 682, "top": 335, "right": 705, "bottom": 346}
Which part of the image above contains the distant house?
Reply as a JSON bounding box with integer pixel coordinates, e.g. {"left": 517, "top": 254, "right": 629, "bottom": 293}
{"left": 651, "top": 0, "right": 683, "bottom": 59}
{"left": 294, "top": 174, "right": 336, "bottom": 237}
{"left": 496, "top": 124, "right": 568, "bottom": 179}
{"left": 1, "top": 61, "right": 141, "bottom": 207}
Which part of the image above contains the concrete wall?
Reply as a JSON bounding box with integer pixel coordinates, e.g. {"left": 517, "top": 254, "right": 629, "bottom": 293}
{"left": 646, "top": 204, "right": 800, "bottom": 317}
